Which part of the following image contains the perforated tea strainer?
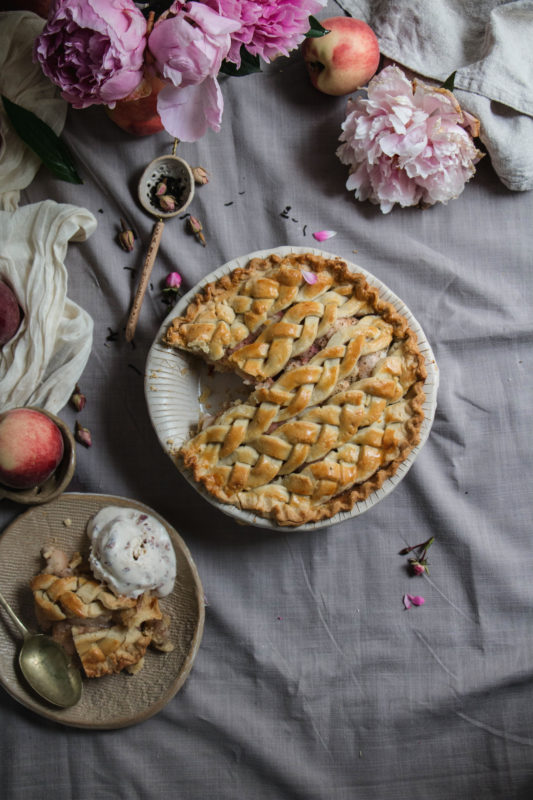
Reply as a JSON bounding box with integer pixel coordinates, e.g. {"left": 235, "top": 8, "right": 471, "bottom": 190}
{"left": 125, "top": 142, "right": 194, "bottom": 342}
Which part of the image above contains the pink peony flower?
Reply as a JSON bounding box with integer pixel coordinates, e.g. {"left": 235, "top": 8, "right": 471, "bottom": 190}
{"left": 337, "top": 65, "right": 483, "bottom": 214}
{"left": 148, "top": 1, "right": 240, "bottom": 141}
{"left": 203, "top": 0, "right": 327, "bottom": 67}
{"left": 34, "top": 0, "right": 147, "bottom": 109}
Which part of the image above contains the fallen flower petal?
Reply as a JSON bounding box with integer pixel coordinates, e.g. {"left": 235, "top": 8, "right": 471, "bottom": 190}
{"left": 301, "top": 270, "right": 318, "bottom": 285}
{"left": 411, "top": 595, "right": 425, "bottom": 606}
{"left": 312, "top": 230, "right": 337, "bottom": 241}
{"left": 403, "top": 593, "right": 425, "bottom": 609}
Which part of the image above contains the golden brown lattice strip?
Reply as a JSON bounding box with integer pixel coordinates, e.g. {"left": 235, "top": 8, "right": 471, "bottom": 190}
{"left": 163, "top": 253, "right": 378, "bottom": 379}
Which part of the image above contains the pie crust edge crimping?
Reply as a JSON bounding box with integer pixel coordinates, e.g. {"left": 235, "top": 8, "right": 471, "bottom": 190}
{"left": 163, "top": 252, "right": 427, "bottom": 527}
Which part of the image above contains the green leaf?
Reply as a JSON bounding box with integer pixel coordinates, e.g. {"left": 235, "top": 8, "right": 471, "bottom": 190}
{"left": 305, "top": 15, "right": 330, "bottom": 38}
{"left": 441, "top": 71, "right": 457, "bottom": 92}
{"left": 219, "top": 47, "right": 262, "bottom": 77}
{"left": 1, "top": 95, "right": 83, "bottom": 184}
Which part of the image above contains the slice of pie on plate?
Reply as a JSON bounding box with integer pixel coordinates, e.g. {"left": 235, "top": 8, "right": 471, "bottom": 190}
{"left": 30, "top": 550, "right": 173, "bottom": 678}
{"left": 163, "top": 252, "right": 427, "bottom": 526}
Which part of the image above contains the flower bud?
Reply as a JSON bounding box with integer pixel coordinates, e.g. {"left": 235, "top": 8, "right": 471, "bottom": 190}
{"left": 159, "top": 194, "right": 176, "bottom": 212}
{"left": 192, "top": 166, "right": 209, "bottom": 186}
{"left": 155, "top": 181, "right": 167, "bottom": 196}
{"left": 165, "top": 271, "right": 182, "bottom": 290}
{"left": 408, "top": 559, "right": 428, "bottom": 576}
{"left": 75, "top": 420, "right": 92, "bottom": 448}
{"left": 118, "top": 218, "right": 135, "bottom": 252}
{"left": 70, "top": 384, "right": 86, "bottom": 412}
{"left": 188, "top": 215, "right": 206, "bottom": 246}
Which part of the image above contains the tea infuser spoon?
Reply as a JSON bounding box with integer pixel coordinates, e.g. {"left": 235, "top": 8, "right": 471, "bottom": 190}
{"left": 125, "top": 139, "right": 194, "bottom": 342}
{"left": 0, "top": 589, "right": 82, "bottom": 708}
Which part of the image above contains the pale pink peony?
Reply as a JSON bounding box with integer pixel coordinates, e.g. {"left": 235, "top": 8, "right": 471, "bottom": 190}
{"left": 203, "top": 0, "right": 327, "bottom": 67}
{"left": 34, "top": 0, "right": 147, "bottom": 109}
{"left": 337, "top": 65, "right": 483, "bottom": 214}
{"left": 148, "top": 1, "right": 240, "bottom": 141}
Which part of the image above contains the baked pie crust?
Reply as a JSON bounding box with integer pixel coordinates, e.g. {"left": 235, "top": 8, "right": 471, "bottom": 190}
{"left": 163, "top": 252, "right": 427, "bottom": 526}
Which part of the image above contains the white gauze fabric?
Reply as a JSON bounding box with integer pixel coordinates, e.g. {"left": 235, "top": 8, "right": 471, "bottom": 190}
{"left": 0, "top": 200, "right": 96, "bottom": 413}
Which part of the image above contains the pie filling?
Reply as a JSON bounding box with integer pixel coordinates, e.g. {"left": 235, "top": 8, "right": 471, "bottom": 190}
{"left": 163, "top": 253, "right": 427, "bottom": 526}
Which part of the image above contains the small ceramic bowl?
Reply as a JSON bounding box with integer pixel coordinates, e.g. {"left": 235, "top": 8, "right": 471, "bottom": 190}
{"left": 138, "top": 155, "right": 194, "bottom": 219}
{"left": 0, "top": 408, "right": 76, "bottom": 506}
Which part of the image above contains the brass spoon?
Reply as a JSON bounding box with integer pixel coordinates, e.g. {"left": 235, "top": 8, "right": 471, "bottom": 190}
{"left": 0, "top": 589, "right": 82, "bottom": 708}
{"left": 125, "top": 142, "right": 194, "bottom": 342}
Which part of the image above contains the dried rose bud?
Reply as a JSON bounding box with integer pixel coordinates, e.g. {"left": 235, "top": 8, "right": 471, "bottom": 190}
{"left": 188, "top": 215, "right": 206, "bottom": 246}
{"left": 155, "top": 180, "right": 168, "bottom": 196}
{"left": 165, "top": 271, "right": 182, "bottom": 290}
{"left": 118, "top": 218, "right": 135, "bottom": 252}
{"left": 75, "top": 420, "right": 92, "bottom": 448}
{"left": 70, "top": 384, "right": 86, "bottom": 412}
{"left": 192, "top": 166, "right": 209, "bottom": 186}
{"left": 159, "top": 194, "right": 176, "bottom": 212}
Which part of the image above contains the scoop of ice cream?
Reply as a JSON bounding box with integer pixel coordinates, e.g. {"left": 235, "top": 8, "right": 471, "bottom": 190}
{"left": 87, "top": 506, "right": 176, "bottom": 599}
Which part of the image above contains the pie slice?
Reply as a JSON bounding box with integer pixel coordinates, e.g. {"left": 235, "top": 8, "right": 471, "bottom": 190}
{"left": 164, "top": 252, "right": 427, "bottom": 526}
{"left": 30, "top": 551, "right": 174, "bottom": 678}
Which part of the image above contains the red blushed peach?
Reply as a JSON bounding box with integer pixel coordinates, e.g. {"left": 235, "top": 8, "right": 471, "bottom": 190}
{"left": 0, "top": 280, "right": 22, "bottom": 347}
{"left": 302, "top": 17, "right": 380, "bottom": 96}
{"left": 0, "top": 408, "right": 64, "bottom": 490}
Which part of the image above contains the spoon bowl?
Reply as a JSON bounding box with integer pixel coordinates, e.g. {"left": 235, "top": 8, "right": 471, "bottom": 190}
{"left": 138, "top": 154, "right": 194, "bottom": 219}
{"left": 0, "top": 590, "right": 82, "bottom": 708}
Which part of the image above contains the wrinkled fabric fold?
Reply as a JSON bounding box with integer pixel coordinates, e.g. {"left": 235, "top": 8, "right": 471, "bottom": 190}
{"left": 0, "top": 200, "right": 96, "bottom": 413}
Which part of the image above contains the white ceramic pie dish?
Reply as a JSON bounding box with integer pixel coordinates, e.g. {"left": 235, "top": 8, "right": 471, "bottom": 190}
{"left": 145, "top": 246, "right": 439, "bottom": 530}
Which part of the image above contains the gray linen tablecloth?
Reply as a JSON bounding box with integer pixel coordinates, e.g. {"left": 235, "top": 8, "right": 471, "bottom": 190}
{"left": 1, "top": 2, "right": 533, "bottom": 797}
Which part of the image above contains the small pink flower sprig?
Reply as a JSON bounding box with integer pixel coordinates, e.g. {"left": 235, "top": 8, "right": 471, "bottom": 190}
{"left": 399, "top": 536, "right": 435, "bottom": 577}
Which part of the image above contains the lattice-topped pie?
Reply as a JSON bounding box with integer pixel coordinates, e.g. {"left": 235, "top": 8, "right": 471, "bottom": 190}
{"left": 163, "top": 252, "right": 427, "bottom": 526}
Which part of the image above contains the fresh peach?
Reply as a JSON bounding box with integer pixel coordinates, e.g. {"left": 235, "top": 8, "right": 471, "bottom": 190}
{"left": 302, "top": 16, "right": 380, "bottom": 96}
{"left": 0, "top": 408, "right": 64, "bottom": 490}
{"left": 0, "top": 280, "right": 22, "bottom": 346}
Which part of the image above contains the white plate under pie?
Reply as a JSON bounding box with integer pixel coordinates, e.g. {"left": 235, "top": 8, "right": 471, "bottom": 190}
{"left": 0, "top": 494, "right": 205, "bottom": 729}
{"left": 145, "top": 246, "right": 439, "bottom": 530}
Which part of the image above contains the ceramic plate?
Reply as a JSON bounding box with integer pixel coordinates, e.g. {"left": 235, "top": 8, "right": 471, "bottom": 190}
{"left": 145, "top": 246, "right": 439, "bottom": 530}
{"left": 0, "top": 494, "right": 204, "bottom": 729}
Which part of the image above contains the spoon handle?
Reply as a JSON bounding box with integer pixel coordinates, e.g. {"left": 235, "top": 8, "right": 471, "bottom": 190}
{"left": 125, "top": 219, "right": 165, "bottom": 342}
{"left": 0, "top": 590, "right": 29, "bottom": 638}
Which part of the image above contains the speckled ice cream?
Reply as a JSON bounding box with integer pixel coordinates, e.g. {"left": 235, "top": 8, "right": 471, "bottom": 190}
{"left": 87, "top": 506, "right": 176, "bottom": 598}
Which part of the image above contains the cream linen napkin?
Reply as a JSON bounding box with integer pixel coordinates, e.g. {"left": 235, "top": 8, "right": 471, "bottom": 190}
{"left": 337, "top": 0, "right": 533, "bottom": 191}
{"left": 0, "top": 201, "right": 96, "bottom": 414}
{"left": 0, "top": 10, "right": 67, "bottom": 210}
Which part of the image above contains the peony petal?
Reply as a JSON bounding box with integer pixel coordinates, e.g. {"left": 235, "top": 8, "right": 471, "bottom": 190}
{"left": 411, "top": 595, "right": 425, "bottom": 606}
{"left": 312, "top": 230, "right": 337, "bottom": 242}
{"left": 403, "top": 594, "right": 412, "bottom": 610}
{"left": 157, "top": 77, "right": 223, "bottom": 142}
{"left": 301, "top": 270, "right": 318, "bottom": 285}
